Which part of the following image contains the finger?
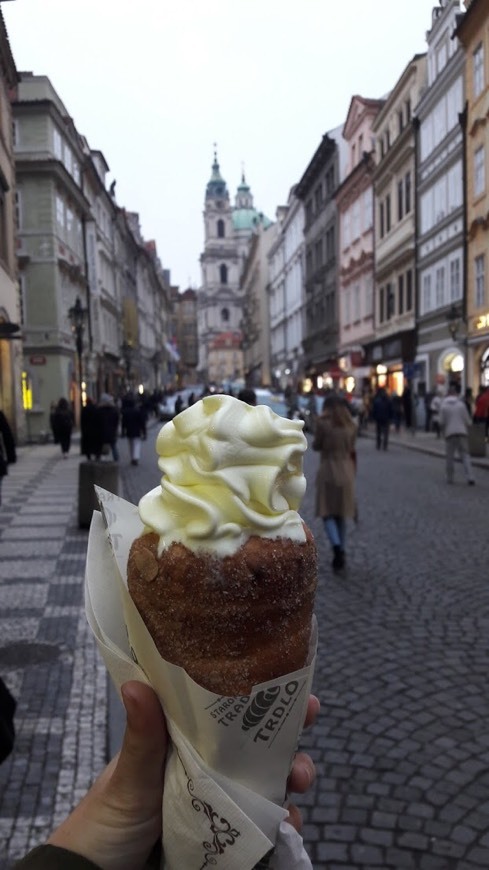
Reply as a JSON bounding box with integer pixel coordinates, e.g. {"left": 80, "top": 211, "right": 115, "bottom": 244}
{"left": 110, "top": 681, "right": 168, "bottom": 799}
{"left": 284, "top": 802, "right": 303, "bottom": 833}
{"left": 303, "top": 694, "right": 320, "bottom": 729}
{"left": 287, "top": 751, "right": 316, "bottom": 795}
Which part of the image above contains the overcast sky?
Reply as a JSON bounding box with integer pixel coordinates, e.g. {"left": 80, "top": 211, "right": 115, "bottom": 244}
{"left": 3, "top": 0, "right": 444, "bottom": 289}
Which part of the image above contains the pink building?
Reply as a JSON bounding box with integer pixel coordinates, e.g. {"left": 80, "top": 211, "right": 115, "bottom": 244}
{"left": 335, "top": 96, "right": 384, "bottom": 394}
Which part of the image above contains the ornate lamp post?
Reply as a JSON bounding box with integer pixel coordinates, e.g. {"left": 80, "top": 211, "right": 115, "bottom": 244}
{"left": 68, "top": 296, "right": 87, "bottom": 423}
{"left": 446, "top": 303, "right": 462, "bottom": 342}
{"left": 121, "top": 340, "right": 134, "bottom": 390}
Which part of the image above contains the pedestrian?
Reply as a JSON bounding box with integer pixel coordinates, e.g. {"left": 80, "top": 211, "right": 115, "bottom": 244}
{"left": 49, "top": 401, "right": 58, "bottom": 443}
{"left": 439, "top": 381, "right": 475, "bottom": 485}
{"left": 121, "top": 394, "right": 146, "bottom": 466}
{"left": 430, "top": 389, "right": 442, "bottom": 438}
{"left": 14, "top": 681, "right": 319, "bottom": 869}
{"left": 98, "top": 393, "right": 120, "bottom": 461}
{"left": 51, "top": 398, "right": 73, "bottom": 459}
{"left": 186, "top": 391, "right": 195, "bottom": 408}
{"left": 80, "top": 398, "right": 102, "bottom": 461}
{"left": 174, "top": 394, "right": 184, "bottom": 415}
{"left": 0, "top": 409, "right": 16, "bottom": 506}
{"left": 391, "top": 391, "right": 402, "bottom": 434}
{"left": 312, "top": 395, "right": 357, "bottom": 573}
{"left": 237, "top": 387, "right": 257, "bottom": 406}
{"left": 372, "top": 387, "right": 392, "bottom": 450}
{"left": 473, "top": 384, "right": 489, "bottom": 437}
{"left": 402, "top": 381, "right": 416, "bottom": 434}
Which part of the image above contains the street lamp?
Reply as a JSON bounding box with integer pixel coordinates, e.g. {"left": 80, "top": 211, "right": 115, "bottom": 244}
{"left": 68, "top": 295, "right": 87, "bottom": 422}
{"left": 121, "top": 340, "right": 134, "bottom": 388}
{"left": 446, "top": 303, "right": 462, "bottom": 342}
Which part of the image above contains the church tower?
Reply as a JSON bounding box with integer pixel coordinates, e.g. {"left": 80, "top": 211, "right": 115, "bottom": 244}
{"left": 198, "top": 149, "right": 242, "bottom": 379}
{"left": 198, "top": 150, "right": 272, "bottom": 383}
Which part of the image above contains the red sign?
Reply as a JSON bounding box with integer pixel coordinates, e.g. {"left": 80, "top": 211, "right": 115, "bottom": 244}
{"left": 30, "top": 355, "right": 46, "bottom": 365}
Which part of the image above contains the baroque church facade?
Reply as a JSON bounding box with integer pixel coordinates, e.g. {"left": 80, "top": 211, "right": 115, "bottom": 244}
{"left": 198, "top": 151, "right": 271, "bottom": 385}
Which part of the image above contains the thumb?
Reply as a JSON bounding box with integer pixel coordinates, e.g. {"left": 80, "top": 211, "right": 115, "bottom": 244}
{"left": 110, "top": 681, "right": 168, "bottom": 802}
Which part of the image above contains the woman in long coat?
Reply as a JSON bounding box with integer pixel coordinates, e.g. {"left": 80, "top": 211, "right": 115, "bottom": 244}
{"left": 312, "top": 395, "right": 357, "bottom": 572}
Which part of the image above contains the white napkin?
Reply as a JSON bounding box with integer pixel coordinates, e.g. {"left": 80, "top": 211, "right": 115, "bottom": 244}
{"left": 85, "top": 490, "right": 315, "bottom": 869}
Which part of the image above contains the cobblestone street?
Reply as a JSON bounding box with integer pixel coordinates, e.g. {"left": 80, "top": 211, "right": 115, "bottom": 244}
{"left": 0, "top": 423, "right": 488, "bottom": 868}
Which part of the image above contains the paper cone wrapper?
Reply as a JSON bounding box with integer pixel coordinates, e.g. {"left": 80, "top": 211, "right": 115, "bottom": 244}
{"left": 85, "top": 487, "right": 317, "bottom": 870}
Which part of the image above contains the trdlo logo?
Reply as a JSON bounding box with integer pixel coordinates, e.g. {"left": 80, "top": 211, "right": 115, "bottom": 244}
{"left": 242, "top": 681, "right": 300, "bottom": 743}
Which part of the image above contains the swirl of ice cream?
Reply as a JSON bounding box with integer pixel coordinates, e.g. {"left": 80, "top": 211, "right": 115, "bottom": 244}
{"left": 138, "top": 393, "right": 308, "bottom": 556}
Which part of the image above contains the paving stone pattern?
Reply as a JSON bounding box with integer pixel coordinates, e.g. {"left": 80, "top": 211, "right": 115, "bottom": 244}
{"left": 1, "top": 426, "right": 489, "bottom": 869}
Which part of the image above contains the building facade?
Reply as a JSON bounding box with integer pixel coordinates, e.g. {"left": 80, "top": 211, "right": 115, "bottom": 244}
{"left": 268, "top": 189, "right": 305, "bottom": 391}
{"left": 0, "top": 11, "right": 21, "bottom": 438}
{"left": 336, "top": 96, "right": 384, "bottom": 393}
{"left": 296, "top": 127, "right": 348, "bottom": 390}
{"left": 456, "top": 0, "right": 489, "bottom": 390}
{"left": 241, "top": 222, "right": 278, "bottom": 387}
{"left": 416, "top": 0, "right": 466, "bottom": 394}
{"left": 368, "top": 53, "right": 427, "bottom": 398}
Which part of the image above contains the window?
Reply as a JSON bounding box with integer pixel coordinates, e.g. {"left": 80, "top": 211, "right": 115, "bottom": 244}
{"left": 405, "top": 172, "right": 411, "bottom": 214}
{"left": 221, "top": 307, "right": 229, "bottom": 322}
{"left": 398, "top": 109, "right": 404, "bottom": 134}
{"left": 473, "top": 43, "right": 484, "bottom": 99}
{"left": 423, "top": 274, "right": 432, "bottom": 313}
{"left": 386, "top": 282, "right": 395, "bottom": 319}
{"left": 397, "top": 180, "right": 404, "bottom": 221}
{"left": 315, "top": 184, "right": 323, "bottom": 211}
{"left": 363, "top": 188, "right": 373, "bottom": 230}
{"left": 398, "top": 274, "right": 404, "bottom": 315}
{"left": 14, "top": 189, "right": 22, "bottom": 229}
{"left": 353, "top": 284, "right": 361, "bottom": 322}
{"left": 406, "top": 98, "right": 411, "bottom": 122}
{"left": 435, "top": 267, "right": 445, "bottom": 308}
{"left": 54, "top": 128, "right": 63, "bottom": 159}
{"left": 326, "top": 226, "right": 335, "bottom": 260}
{"left": 314, "top": 238, "right": 323, "bottom": 269}
{"left": 352, "top": 200, "right": 360, "bottom": 240}
{"left": 56, "top": 194, "right": 64, "bottom": 227}
{"left": 344, "top": 289, "right": 351, "bottom": 325}
{"left": 219, "top": 264, "right": 228, "bottom": 284}
{"left": 12, "top": 120, "right": 18, "bottom": 148}
{"left": 365, "top": 275, "right": 373, "bottom": 317}
{"left": 406, "top": 269, "right": 413, "bottom": 310}
{"left": 386, "top": 194, "right": 391, "bottom": 233}
{"left": 379, "top": 202, "right": 384, "bottom": 238}
{"left": 475, "top": 254, "right": 485, "bottom": 308}
{"left": 474, "top": 146, "right": 485, "bottom": 197}
{"left": 450, "top": 257, "right": 461, "bottom": 301}
{"left": 379, "top": 286, "right": 385, "bottom": 323}
{"left": 343, "top": 210, "right": 351, "bottom": 247}
{"left": 325, "top": 167, "right": 335, "bottom": 195}
{"left": 217, "top": 219, "right": 225, "bottom": 238}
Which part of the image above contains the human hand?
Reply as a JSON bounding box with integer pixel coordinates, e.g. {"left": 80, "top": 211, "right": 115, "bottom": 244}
{"left": 48, "top": 681, "right": 168, "bottom": 870}
{"left": 285, "top": 694, "right": 320, "bottom": 832}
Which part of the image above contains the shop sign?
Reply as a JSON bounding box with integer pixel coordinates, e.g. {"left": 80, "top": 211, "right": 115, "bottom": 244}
{"left": 29, "top": 355, "right": 46, "bottom": 365}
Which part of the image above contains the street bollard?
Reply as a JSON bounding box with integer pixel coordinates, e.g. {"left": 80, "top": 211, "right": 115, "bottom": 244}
{"left": 468, "top": 422, "right": 486, "bottom": 458}
{"left": 78, "top": 460, "right": 120, "bottom": 529}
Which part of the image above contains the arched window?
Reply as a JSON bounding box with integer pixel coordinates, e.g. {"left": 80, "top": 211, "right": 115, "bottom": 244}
{"left": 220, "top": 264, "right": 228, "bottom": 284}
{"left": 217, "top": 219, "right": 225, "bottom": 238}
{"left": 221, "top": 307, "right": 230, "bottom": 322}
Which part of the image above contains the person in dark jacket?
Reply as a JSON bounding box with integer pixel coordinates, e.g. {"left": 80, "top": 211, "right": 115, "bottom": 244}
{"left": 372, "top": 387, "right": 392, "bottom": 451}
{"left": 0, "top": 409, "right": 16, "bottom": 505}
{"left": 13, "top": 682, "right": 319, "bottom": 870}
{"left": 51, "top": 398, "right": 73, "bottom": 458}
{"left": 80, "top": 399, "right": 102, "bottom": 461}
{"left": 98, "top": 393, "right": 120, "bottom": 461}
{"left": 121, "top": 394, "right": 146, "bottom": 465}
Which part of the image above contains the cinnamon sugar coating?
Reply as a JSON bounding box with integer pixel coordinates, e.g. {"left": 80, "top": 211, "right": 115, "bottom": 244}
{"left": 127, "top": 525, "right": 317, "bottom": 695}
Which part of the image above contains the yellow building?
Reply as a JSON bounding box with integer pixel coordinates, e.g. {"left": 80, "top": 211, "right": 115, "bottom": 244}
{"left": 456, "top": 0, "right": 489, "bottom": 388}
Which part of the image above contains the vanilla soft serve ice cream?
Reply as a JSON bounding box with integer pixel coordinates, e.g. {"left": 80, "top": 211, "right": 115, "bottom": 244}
{"left": 138, "top": 393, "right": 308, "bottom": 557}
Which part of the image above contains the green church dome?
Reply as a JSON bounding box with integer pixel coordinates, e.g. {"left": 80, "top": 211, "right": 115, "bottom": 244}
{"left": 232, "top": 209, "right": 272, "bottom": 231}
